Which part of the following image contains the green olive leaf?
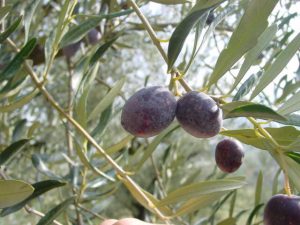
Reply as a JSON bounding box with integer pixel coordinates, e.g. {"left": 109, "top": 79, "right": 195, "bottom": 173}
{"left": 207, "top": 0, "right": 279, "bottom": 88}
{"left": 222, "top": 101, "right": 286, "bottom": 121}
{"left": 167, "top": 0, "right": 227, "bottom": 70}
{"left": 0, "top": 180, "right": 34, "bottom": 208}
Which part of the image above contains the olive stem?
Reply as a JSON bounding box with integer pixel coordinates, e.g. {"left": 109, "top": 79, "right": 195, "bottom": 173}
{"left": 248, "top": 117, "right": 292, "bottom": 196}
{"left": 127, "top": 0, "right": 167, "bottom": 62}
{"left": 150, "top": 155, "right": 167, "bottom": 198}
{"left": 127, "top": 0, "right": 193, "bottom": 93}
{"left": 78, "top": 204, "right": 107, "bottom": 220}
{"left": 283, "top": 168, "right": 292, "bottom": 196}
{"left": 278, "top": 152, "right": 292, "bottom": 196}
{"left": 25, "top": 206, "right": 63, "bottom": 225}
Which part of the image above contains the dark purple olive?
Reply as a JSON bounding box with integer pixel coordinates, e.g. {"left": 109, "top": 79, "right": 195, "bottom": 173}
{"left": 215, "top": 139, "right": 244, "bottom": 173}
{"left": 87, "top": 29, "right": 101, "bottom": 45}
{"left": 206, "top": 11, "right": 215, "bottom": 25}
{"left": 264, "top": 194, "right": 300, "bottom": 225}
{"left": 176, "top": 91, "right": 222, "bottom": 138}
{"left": 121, "top": 86, "right": 177, "bottom": 138}
{"left": 62, "top": 42, "right": 81, "bottom": 58}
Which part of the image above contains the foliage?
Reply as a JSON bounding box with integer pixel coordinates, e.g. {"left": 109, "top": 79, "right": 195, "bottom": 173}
{"left": 0, "top": 0, "right": 299, "bottom": 224}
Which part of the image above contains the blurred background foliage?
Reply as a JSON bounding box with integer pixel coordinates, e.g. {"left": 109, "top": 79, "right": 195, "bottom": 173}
{"left": 0, "top": 0, "right": 299, "bottom": 224}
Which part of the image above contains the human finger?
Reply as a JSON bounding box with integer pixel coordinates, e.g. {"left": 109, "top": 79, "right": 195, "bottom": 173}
{"left": 113, "top": 218, "right": 158, "bottom": 225}
{"left": 100, "top": 219, "right": 118, "bottom": 225}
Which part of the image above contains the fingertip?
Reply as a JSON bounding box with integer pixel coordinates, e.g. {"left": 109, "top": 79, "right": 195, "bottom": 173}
{"left": 100, "top": 219, "right": 118, "bottom": 225}
{"left": 114, "top": 218, "right": 150, "bottom": 225}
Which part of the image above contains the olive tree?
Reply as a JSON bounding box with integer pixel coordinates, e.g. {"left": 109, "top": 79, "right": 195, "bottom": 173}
{"left": 0, "top": 0, "right": 299, "bottom": 224}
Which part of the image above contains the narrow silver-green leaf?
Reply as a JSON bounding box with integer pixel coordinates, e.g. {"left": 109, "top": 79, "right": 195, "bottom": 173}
{"left": 0, "top": 6, "right": 11, "bottom": 20}
{"left": 149, "top": 0, "right": 189, "bottom": 4}
{"left": 75, "top": 87, "right": 90, "bottom": 128}
{"left": 173, "top": 192, "right": 228, "bottom": 217}
{"left": 74, "top": 141, "right": 115, "bottom": 182}
{"left": 88, "top": 78, "right": 125, "bottom": 121}
{"left": 220, "top": 126, "right": 300, "bottom": 150}
{"left": 229, "top": 191, "right": 237, "bottom": 218}
{"left": 61, "top": 10, "right": 132, "bottom": 47}
{"left": 91, "top": 104, "right": 113, "bottom": 137}
{"left": 133, "top": 122, "right": 179, "bottom": 171}
{"left": 55, "top": 0, "right": 72, "bottom": 42}
{"left": 246, "top": 203, "right": 264, "bottom": 225}
{"left": 0, "top": 68, "right": 28, "bottom": 97}
{"left": 208, "top": 191, "right": 235, "bottom": 221}
{"left": 31, "top": 154, "right": 62, "bottom": 180}
{"left": 182, "top": 13, "right": 209, "bottom": 74}
{"left": 0, "top": 38, "right": 37, "bottom": 81}
{"left": 254, "top": 171, "right": 263, "bottom": 206}
{"left": 222, "top": 101, "right": 286, "bottom": 121}
{"left": 229, "top": 24, "right": 277, "bottom": 93}
{"left": 184, "top": 6, "right": 236, "bottom": 74}
{"left": 275, "top": 114, "right": 300, "bottom": 127}
{"left": 288, "top": 137, "right": 300, "bottom": 149}
{"left": 232, "top": 72, "right": 262, "bottom": 101}
{"left": 217, "top": 217, "right": 237, "bottom": 225}
{"left": 90, "top": 36, "right": 119, "bottom": 66}
{"left": 0, "top": 180, "right": 65, "bottom": 216}
{"left": 285, "top": 152, "right": 300, "bottom": 165}
{"left": 0, "top": 180, "right": 34, "bottom": 208}
{"left": 167, "top": 0, "right": 226, "bottom": 70}
{"left": 0, "top": 139, "right": 29, "bottom": 166}
{"left": 278, "top": 91, "right": 300, "bottom": 115}
{"left": 24, "top": 0, "right": 42, "bottom": 43}
{"left": 276, "top": 80, "right": 300, "bottom": 104}
{"left": 272, "top": 169, "right": 281, "bottom": 195}
{"left": 159, "top": 177, "right": 245, "bottom": 206}
{"left": 188, "top": 5, "right": 235, "bottom": 74}
{"left": 36, "top": 197, "right": 74, "bottom": 225}
{"left": 251, "top": 33, "right": 300, "bottom": 99}
{"left": 207, "top": 0, "right": 278, "bottom": 88}
{"left": 285, "top": 156, "right": 300, "bottom": 191}
{"left": 44, "top": 0, "right": 75, "bottom": 74}
{"left": 0, "top": 16, "right": 22, "bottom": 43}
{"left": 61, "top": 17, "right": 101, "bottom": 47}
{"left": 120, "top": 177, "right": 172, "bottom": 216}
{"left": 12, "top": 119, "right": 27, "bottom": 141}
{"left": 96, "top": 135, "right": 134, "bottom": 157}
{"left": 0, "top": 89, "right": 39, "bottom": 112}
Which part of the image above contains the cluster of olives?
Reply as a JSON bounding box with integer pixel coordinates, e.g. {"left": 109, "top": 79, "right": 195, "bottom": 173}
{"left": 120, "top": 86, "right": 244, "bottom": 173}
{"left": 121, "top": 86, "right": 300, "bottom": 225}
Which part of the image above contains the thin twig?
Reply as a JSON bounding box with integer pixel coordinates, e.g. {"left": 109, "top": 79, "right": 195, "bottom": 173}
{"left": 25, "top": 206, "right": 63, "bottom": 225}
{"left": 127, "top": 0, "right": 193, "bottom": 93}
{"left": 150, "top": 155, "right": 167, "bottom": 198}
{"left": 95, "top": 78, "right": 127, "bottom": 101}
{"left": 127, "top": 0, "right": 168, "bottom": 62}
{"left": 78, "top": 204, "right": 107, "bottom": 221}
